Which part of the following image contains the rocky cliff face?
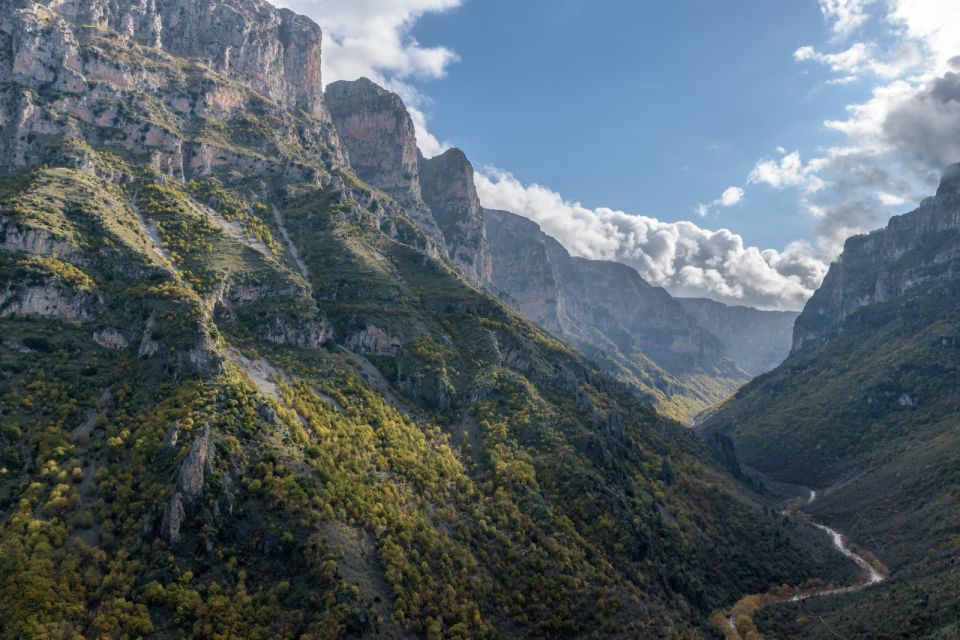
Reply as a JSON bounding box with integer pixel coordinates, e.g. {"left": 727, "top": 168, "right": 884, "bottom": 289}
{"left": 324, "top": 78, "right": 491, "bottom": 285}
{"left": 678, "top": 298, "right": 798, "bottom": 376}
{"left": 324, "top": 78, "right": 423, "bottom": 208}
{"left": 485, "top": 208, "right": 746, "bottom": 419}
{"left": 794, "top": 164, "right": 960, "bottom": 352}
{"left": 419, "top": 148, "right": 493, "bottom": 286}
{"left": 323, "top": 77, "right": 443, "bottom": 242}
{"left": 0, "top": 0, "right": 346, "bottom": 174}
{"left": 21, "top": 0, "right": 329, "bottom": 115}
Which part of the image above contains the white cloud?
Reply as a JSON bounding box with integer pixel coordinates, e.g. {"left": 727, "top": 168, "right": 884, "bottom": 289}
{"left": 476, "top": 169, "right": 828, "bottom": 310}
{"left": 793, "top": 41, "right": 922, "bottom": 80}
{"left": 748, "top": 151, "right": 826, "bottom": 194}
{"left": 269, "top": 0, "right": 462, "bottom": 156}
{"left": 818, "top": 0, "right": 877, "bottom": 36}
{"left": 758, "top": 0, "right": 960, "bottom": 262}
{"left": 695, "top": 186, "right": 744, "bottom": 217}
{"left": 719, "top": 186, "right": 745, "bottom": 207}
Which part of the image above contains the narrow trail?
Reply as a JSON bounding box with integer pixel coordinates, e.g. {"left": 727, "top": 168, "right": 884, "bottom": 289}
{"left": 723, "top": 489, "right": 887, "bottom": 636}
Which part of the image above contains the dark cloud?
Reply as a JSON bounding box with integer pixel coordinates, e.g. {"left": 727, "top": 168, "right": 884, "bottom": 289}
{"left": 883, "top": 70, "right": 960, "bottom": 172}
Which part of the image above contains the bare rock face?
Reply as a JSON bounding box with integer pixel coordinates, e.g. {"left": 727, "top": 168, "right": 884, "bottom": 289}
{"left": 325, "top": 78, "right": 423, "bottom": 208}
{"left": 346, "top": 325, "right": 402, "bottom": 356}
{"left": 0, "top": 0, "right": 345, "bottom": 174}
{"left": 162, "top": 492, "right": 186, "bottom": 544}
{"left": 323, "top": 78, "right": 492, "bottom": 286}
{"left": 419, "top": 149, "right": 493, "bottom": 286}
{"left": 0, "top": 283, "right": 94, "bottom": 322}
{"left": 260, "top": 317, "right": 333, "bottom": 348}
{"left": 93, "top": 327, "right": 128, "bottom": 350}
{"left": 1, "top": 220, "right": 76, "bottom": 259}
{"left": 324, "top": 78, "right": 443, "bottom": 243}
{"left": 794, "top": 163, "right": 960, "bottom": 352}
{"left": 178, "top": 423, "right": 214, "bottom": 498}
{"left": 484, "top": 209, "right": 743, "bottom": 384}
{"left": 30, "top": 0, "right": 328, "bottom": 115}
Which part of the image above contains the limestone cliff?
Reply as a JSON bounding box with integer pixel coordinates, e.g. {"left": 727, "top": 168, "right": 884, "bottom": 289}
{"left": 16, "top": 0, "right": 330, "bottom": 115}
{"left": 0, "top": 0, "right": 346, "bottom": 174}
{"left": 485, "top": 208, "right": 747, "bottom": 419}
{"left": 793, "top": 163, "right": 960, "bottom": 352}
{"left": 324, "top": 78, "right": 491, "bottom": 285}
{"left": 324, "top": 78, "right": 423, "bottom": 208}
{"left": 419, "top": 149, "right": 493, "bottom": 286}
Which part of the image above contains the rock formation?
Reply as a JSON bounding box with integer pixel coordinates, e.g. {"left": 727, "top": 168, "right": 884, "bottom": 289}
{"left": 325, "top": 78, "right": 423, "bottom": 209}
{"left": 419, "top": 149, "right": 493, "bottom": 286}
{"left": 0, "top": 0, "right": 346, "bottom": 174}
{"left": 485, "top": 208, "right": 746, "bottom": 418}
{"left": 793, "top": 163, "right": 960, "bottom": 352}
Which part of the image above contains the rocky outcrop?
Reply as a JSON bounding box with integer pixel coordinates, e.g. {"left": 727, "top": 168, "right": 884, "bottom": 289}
{"left": 162, "top": 423, "right": 214, "bottom": 544}
{"left": 323, "top": 78, "right": 445, "bottom": 251}
{"left": 419, "top": 149, "right": 493, "bottom": 286}
{"left": 93, "top": 327, "right": 128, "bottom": 350}
{"left": 26, "top": 0, "right": 330, "bottom": 116}
{"left": 678, "top": 298, "right": 798, "bottom": 376}
{"left": 794, "top": 163, "right": 960, "bottom": 352}
{"left": 178, "top": 423, "right": 214, "bottom": 498}
{"left": 323, "top": 78, "right": 493, "bottom": 286}
{"left": 0, "top": 220, "right": 76, "bottom": 260}
{"left": 260, "top": 317, "right": 332, "bottom": 348}
{"left": 0, "top": 283, "right": 93, "bottom": 322}
{"left": 346, "top": 325, "right": 402, "bottom": 356}
{"left": 325, "top": 78, "right": 423, "bottom": 209}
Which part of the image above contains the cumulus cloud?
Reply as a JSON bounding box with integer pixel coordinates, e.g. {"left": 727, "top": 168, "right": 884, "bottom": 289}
{"left": 270, "top": 0, "right": 462, "bottom": 156}
{"left": 476, "top": 169, "right": 828, "bottom": 310}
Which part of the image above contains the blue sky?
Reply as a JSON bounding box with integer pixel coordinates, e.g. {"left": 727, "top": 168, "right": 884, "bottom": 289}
{"left": 276, "top": 0, "right": 960, "bottom": 309}
{"left": 411, "top": 0, "right": 853, "bottom": 249}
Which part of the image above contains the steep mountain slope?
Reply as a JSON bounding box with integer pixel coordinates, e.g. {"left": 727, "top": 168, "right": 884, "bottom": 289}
{"left": 701, "top": 166, "right": 960, "bottom": 639}
{"left": 484, "top": 209, "right": 748, "bottom": 421}
{"left": 0, "top": 1, "right": 847, "bottom": 638}
{"left": 677, "top": 298, "right": 798, "bottom": 377}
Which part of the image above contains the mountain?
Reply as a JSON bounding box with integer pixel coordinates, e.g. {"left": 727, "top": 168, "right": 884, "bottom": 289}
{"left": 0, "top": 1, "right": 847, "bottom": 637}
{"left": 700, "top": 165, "right": 960, "bottom": 638}
{"left": 677, "top": 298, "right": 798, "bottom": 377}
{"left": 324, "top": 78, "right": 492, "bottom": 287}
{"left": 484, "top": 209, "right": 750, "bottom": 421}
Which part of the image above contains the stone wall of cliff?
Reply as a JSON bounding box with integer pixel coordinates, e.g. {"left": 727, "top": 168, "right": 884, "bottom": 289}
{"left": 793, "top": 163, "right": 960, "bottom": 352}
